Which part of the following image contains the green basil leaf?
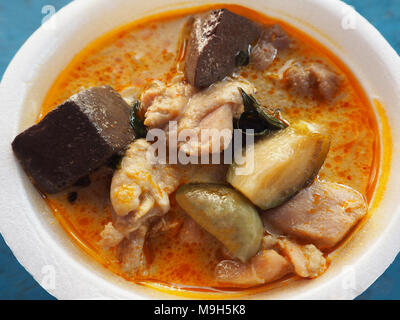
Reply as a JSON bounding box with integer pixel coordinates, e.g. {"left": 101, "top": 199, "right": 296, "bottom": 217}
{"left": 107, "top": 154, "right": 122, "bottom": 170}
{"left": 237, "top": 88, "right": 288, "bottom": 136}
{"left": 235, "top": 45, "right": 251, "bottom": 67}
{"left": 130, "top": 100, "right": 148, "bottom": 139}
{"left": 235, "top": 112, "right": 271, "bottom": 136}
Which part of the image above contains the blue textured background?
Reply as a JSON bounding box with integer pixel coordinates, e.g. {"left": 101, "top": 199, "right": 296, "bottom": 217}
{"left": 0, "top": 0, "right": 399, "bottom": 300}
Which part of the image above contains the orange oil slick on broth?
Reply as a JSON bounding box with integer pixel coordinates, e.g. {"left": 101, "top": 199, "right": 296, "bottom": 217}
{"left": 39, "top": 4, "right": 383, "bottom": 296}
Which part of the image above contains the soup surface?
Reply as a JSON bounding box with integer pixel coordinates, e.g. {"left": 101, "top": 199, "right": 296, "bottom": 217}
{"left": 38, "top": 5, "right": 378, "bottom": 293}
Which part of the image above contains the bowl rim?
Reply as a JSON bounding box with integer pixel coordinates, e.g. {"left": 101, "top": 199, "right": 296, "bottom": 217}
{"left": 1, "top": 0, "right": 400, "bottom": 300}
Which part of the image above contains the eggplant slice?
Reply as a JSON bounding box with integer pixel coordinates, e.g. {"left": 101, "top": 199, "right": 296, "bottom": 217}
{"left": 227, "top": 121, "right": 331, "bottom": 210}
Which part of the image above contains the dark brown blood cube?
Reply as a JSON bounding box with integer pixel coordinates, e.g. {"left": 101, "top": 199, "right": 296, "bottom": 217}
{"left": 12, "top": 86, "right": 134, "bottom": 193}
{"left": 185, "top": 9, "right": 260, "bottom": 88}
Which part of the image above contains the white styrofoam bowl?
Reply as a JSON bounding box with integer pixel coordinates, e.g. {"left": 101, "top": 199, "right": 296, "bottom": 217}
{"left": 0, "top": 0, "right": 399, "bottom": 300}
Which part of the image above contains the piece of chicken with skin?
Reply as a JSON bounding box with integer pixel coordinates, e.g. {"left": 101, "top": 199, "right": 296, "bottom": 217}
{"left": 215, "top": 249, "right": 292, "bottom": 287}
{"left": 111, "top": 139, "right": 180, "bottom": 218}
{"left": 99, "top": 139, "right": 182, "bottom": 274}
{"left": 141, "top": 80, "right": 195, "bottom": 129}
{"left": 214, "top": 234, "right": 326, "bottom": 286}
{"left": 100, "top": 139, "right": 180, "bottom": 244}
{"left": 277, "top": 238, "right": 326, "bottom": 278}
{"left": 100, "top": 143, "right": 229, "bottom": 253}
{"left": 141, "top": 78, "right": 256, "bottom": 155}
{"left": 118, "top": 225, "right": 149, "bottom": 275}
{"left": 177, "top": 79, "right": 254, "bottom": 155}
{"left": 99, "top": 219, "right": 149, "bottom": 276}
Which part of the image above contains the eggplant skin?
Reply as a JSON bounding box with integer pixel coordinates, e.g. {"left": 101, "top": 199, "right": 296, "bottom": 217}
{"left": 176, "top": 183, "right": 263, "bottom": 262}
{"left": 227, "top": 121, "right": 331, "bottom": 210}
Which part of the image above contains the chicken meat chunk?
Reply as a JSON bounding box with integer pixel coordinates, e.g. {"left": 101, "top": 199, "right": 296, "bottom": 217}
{"left": 99, "top": 139, "right": 181, "bottom": 273}
{"left": 141, "top": 78, "right": 255, "bottom": 155}
{"left": 215, "top": 249, "right": 292, "bottom": 287}
{"left": 141, "top": 80, "right": 195, "bottom": 129}
{"left": 110, "top": 139, "right": 180, "bottom": 226}
{"left": 284, "top": 62, "right": 340, "bottom": 100}
{"left": 214, "top": 234, "right": 327, "bottom": 286}
{"left": 100, "top": 139, "right": 230, "bottom": 273}
{"left": 277, "top": 239, "right": 326, "bottom": 278}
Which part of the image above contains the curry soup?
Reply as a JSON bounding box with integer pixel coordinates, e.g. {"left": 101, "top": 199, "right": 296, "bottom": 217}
{"left": 28, "top": 4, "right": 379, "bottom": 293}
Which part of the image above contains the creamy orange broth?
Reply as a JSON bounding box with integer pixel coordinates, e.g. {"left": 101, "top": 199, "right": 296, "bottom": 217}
{"left": 39, "top": 4, "right": 380, "bottom": 294}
